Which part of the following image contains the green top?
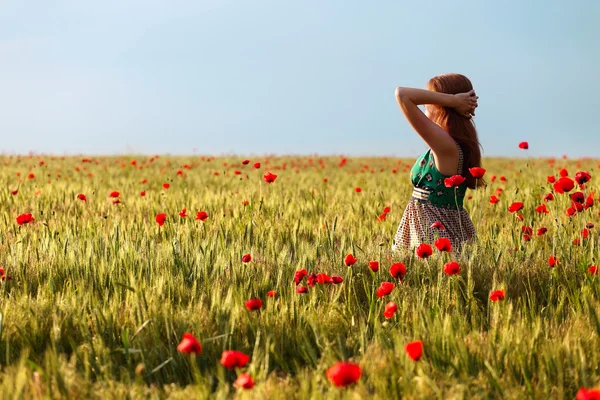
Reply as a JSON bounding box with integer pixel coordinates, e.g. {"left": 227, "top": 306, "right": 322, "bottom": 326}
{"left": 410, "top": 144, "right": 467, "bottom": 208}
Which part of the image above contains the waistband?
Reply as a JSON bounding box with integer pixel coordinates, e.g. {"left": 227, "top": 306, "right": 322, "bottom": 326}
{"left": 411, "top": 187, "right": 431, "bottom": 202}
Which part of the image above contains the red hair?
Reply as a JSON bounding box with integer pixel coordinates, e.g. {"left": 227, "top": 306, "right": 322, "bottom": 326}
{"left": 427, "top": 73, "right": 484, "bottom": 189}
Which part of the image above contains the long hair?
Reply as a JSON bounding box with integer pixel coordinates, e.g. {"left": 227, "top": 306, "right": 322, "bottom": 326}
{"left": 427, "top": 73, "right": 484, "bottom": 189}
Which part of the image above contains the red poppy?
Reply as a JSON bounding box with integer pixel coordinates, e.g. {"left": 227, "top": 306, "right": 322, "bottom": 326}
{"left": 375, "top": 282, "right": 395, "bottom": 297}
{"left": 431, "top": 221, "right": 445, "bottom": 230}
{"left": 389, "top": 262, "right": 406, "bottom": 280}
{"left": 589, "top": 266, "right": 598, "bottom": 275}
{"left": 518, "top": 141, "right": 529, "bottom": 150}
{"left": 571, "top": 192, "right": 585, "bottom": 203}
{"left": 535, "top": 204, "right": 549, "bottom": 214}
{"left": 521, "top": 226, "right": 533, "bottom": 235}
{"left": 572, "top": 238, "right": 581, "bottom": 246}
{"left": 444, "top": 175, "right": 466, "bottom": 188}
{"left": 544, "top": 193, "right": 554, "bottom": 202}
{"left": 405, "top": 340, "right": 423, "bottom": 361}
{"left": 383, "top": 206, "right": 391, "bottom": 213}
{"left": 490, "top": 175, "right": 497, "bottom": 182}
{"left": 263, "top": 172, "right": 277, "bottom": 183}
{"left": 508, "top": 202, "right": 524, "bottom": 213}
{"left": 155, "top": 213, "right": 166, "bottom": 226}
{"left": 11, "top": 189, "right": 18, "bottom": 195}
{"left": 140, "top": 191, "right": 146, "bottom": 197}
{"left": 179, "top": 208, "right": 188, "bottom": 218}
{"left": 415, "top": 243, "right": 433, "bottom": 258}
{"left": 16, "top": 213, "right": 34, "bottom": 226}
{"left": 0, "top": 268, "right": 13, "bottom": 281}
{"left": 522, "top": 234, "right": 531, "bottom": 242}
{"left": 110, "top": 191, "right": 120, "bottom": 198}
{"left": 566, "top": 206, "right": 577, "bottom": 217}
{"left": 344, "top": 254, "right": 358, "bottom": 266}
{"left": 443, "top": 261, "right": 460, "bottom": 275}
{"left": 559, "top": 168, "right": 569, "bottom": 177}
{"left": 582, "top": 228, "right": 590, "bottom": 239}
{"left": 294, "top": 269, "right": 308, "bottom": 285}
{"left": 316, "top": 273, "right": 331, "bottom": 285}
{"left": 585, "top": 194, "right": 594, "bottom": 209}
{"left": 326, "top": 362, "right": 361, "bottom": 387}
{"left": 27, "top": 173, "right": 35, "bottom": 180}
{"left": 368, "top": 261, "right": 379, "bottom": 272}
{"left": 241, "top": 253, "right": 252, "bottom": 263}
{"left": 572, "top": 201, "right": 584, "bottom": 212}
{"left": 355, "top": 187, "right": 362, "bottom": 193}
{"left": 547, "top": 176, "right": 556, "bottom": 183}
{"left": 195, "top": 211, "right": 209, "bottom": 221}
{"left": 587, "top": 222, "right": 595, "bottom": 229}
{"left": 469, "top": 167, "right": 486, "bottom": 179}
{"left": 548, "top": 255, "right": 558, "bottom": 267}
{"left": 384, "top": 302, "right": 398, "bottom": 318}
{"left": 489, "top": 195, "right": 500, "bottom": 204}
{"left": 537, "top": 227, "right": 548, "bottom": 236}
{"left": 234, "top": 373, "right": 255, "bottom": 389}
{"left": 296, "top": 286, "right": 308, "bottom": 293}
{"left": 331, "top": 276, "right": 343, "bottom": 284}
{"left": 113, "top": 199, "right": 121, "bottom": 205}
{"left": 163, "top": 183, "right": 170, "bottom": 189}
{"left": 553, "top": 177, "right": 575, "bottom": 194}
{"left": 77, "top": 194, "right": 87, "bottom": 201}
{"left": 575, "top": 171, "right": 591, "bottom": 185}
{"left": 489, "top": 289, "right": 505, "bottom": 302}
{"left": 177, "top": 333, "right": 203, "bottom": 354}
{"left": 220, "top": 350, "right": 250, "bottom": 369}
{"left": 267, "top": 290, "right": 277, "bottom": 297}
{"left": 254, "top": 162, "right": 261, "bottom": 169}
{"left": 242, "top": 159, "right": 250, "bottom": 165}
{"left": 576, "top": 387, "right": 600, "bottom": 400}
{"left": 500, "top": 176, "right": 507, "bottom": 182}
{"left": 245, "top": 298, "right": 263, "bottom": 311}
{"left": 234, "top": 170, "right": 242, "bottom": 175}
{"left": 377, "top": 213, "right": 387, "bottom": 222}
{"left": 434, "top": 238, "right": 452, "bottom": 252}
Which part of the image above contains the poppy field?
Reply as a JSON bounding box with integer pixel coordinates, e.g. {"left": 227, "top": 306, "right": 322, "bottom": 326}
{"left": 2, "top": 152, "right": 600, "bottom": 399}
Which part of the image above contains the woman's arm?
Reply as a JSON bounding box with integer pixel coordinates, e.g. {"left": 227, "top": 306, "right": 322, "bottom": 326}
{"left": 394, "top": 86, "right": 477, "bottom": 156}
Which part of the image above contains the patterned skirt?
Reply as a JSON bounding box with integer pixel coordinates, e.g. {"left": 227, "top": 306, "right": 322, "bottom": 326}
{"left": 391, "top": 197, "right": 476, "bottom": 253}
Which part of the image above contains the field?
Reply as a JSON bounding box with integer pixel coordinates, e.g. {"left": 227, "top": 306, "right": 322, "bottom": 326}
{"left": 1, "top": 153, "right": 600, "bottom": 399}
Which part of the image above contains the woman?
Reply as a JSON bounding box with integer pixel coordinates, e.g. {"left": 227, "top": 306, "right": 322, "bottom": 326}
{"left": 391, "top": 73, "right": 483, "bottom": 253}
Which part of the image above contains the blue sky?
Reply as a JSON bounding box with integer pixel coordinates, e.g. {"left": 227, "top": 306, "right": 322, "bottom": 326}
{"left": 0, "top": 0, "right": 598, "bottom": 157}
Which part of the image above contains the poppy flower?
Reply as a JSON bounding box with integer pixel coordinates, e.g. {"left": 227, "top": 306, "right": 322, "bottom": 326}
{"left": 405, "top": 340, "right": 423, "bottom": 361}
{"left": 195, "top": 211, "right": 209, "bottom": 221}
{"left": 254, "top": 162, "right": 261, "bottom": 169}
{"left": 294, "top": 269, "right": 308, "bottom": 285}
{"left": 575, "top": 171, "right": 591, "bottom": 185}
{"left": 431, "top": 221, "right": 445, "bottom": 230}
{"left": 389, "top": 263, "right": 406, "bottom": 280}
{"left": 377, "top": 213, "right": 387, "bottom": 222}
{"left": 16, "top": 213, "right": 34, "bottom": 225}
{"left": 547, "top": 176, "right": 556, "bottom": 183}
{"left": 535, "top": 204, "right": 549, "bottom": 214}
{"left": 344, "top": 254, "right": 358, "bottom": 266}
{"left": 553, "top": 177, "right": 575, "bottom": 194}
{"left": 140, "top": 191, "right": 146, "bottom": 197}
{"left": 544, "top": 193, "right": 554, "bottom": 202}
{"left": 490, "top": 175, "right": 497, "bottom": 182}
{"left": 177, "top": 333, "right": 203, "bottom": 354}
{"left": 537, "top": 227, "right": 548, "bottom": 236}
{"left": 11, "top": 189, "right": 18, "bottom": 195}
{"left": 234, "top": 170, "right": 242, "bottom": 175}
{"left": 566, "top": 206, "right": 577, "bottom": 217}
{"left": 0, "top": 268, "right": 12, "bottom": 281}
{"left": 241, "top": 254, "right": 252, "bottom": 263}
{"left": 444, "top": 175, "right": 466, "bottom": 188}
{"left": 368, "top": 261, "right": 379, "bottom": 272}
{"left": 384, "top": 302, "right": 398, "bottom": 318}
{"left": 415, "top": 243, "right": 433, "bottom": 258}
{"left": 155, "top": 213, "right": 166, "bottom": 226}
{"left": 469, "top": 167, "right": 486, "bottom": 179}
{"left": 434, "top": 238, "right": 452, "bottom": 252}
{"left": 443, "top": 261, "right": 460, "bottom": 275}
{"left": 559, "top": 168, "right": 569, "bottom": 177}
{"left": 572, "top": 202, "right": 584, "bottom": 212}
{"left": 326, "top": 362, "right": 361, "bottom": 387}
{"left": 179, "top": 208, "right": 188, "bottom": 218}
{"left": 571, "top": 192, "right": 585, "bottom": 203}
{"left": 267, "top": 290, "right": 277, "bottom": 297}
{"left": 548, "top": 255, "right": 558, "bottom": 267}
{"left": 245, "top": 298, "right": 263, "bottom": 311}
{"left": 585, "top": 194, "right": 594, "bottom": 209}
{"left": 375, "top": 282, "right": 395, "bottom": 297}
{"left": 316, "top": 273, "right": 331, "bottom": 285}
{"left": 576, "top": 387, "right": 600, "bottom": 400}
{"left": 110, "top": 191, "right": 120, "bottom": 198}
{"left": 331, "top": 276, "right": 343, "bottom": 284}
{"left": 489, "top": 195, "right": 500, "bottom": 204}
{"left": 220, "top": 350, "right": 250, "bottom": 369}
{"left": 521, "top": 226, "right": 533, "bottom": 236}
{"left": 508, "top": 202, "right": 524, "bottom": 213}
{"left": 572, "top": 238, "right": 581, "bottom": 246}
{"left": 383, "top": 206, "right": 391, "bottom": 213}
{"left": 518, "top": 141, "right": 529, "bottom": 150}
{"left": 522, "top": 234, "right": 531, "bottom": 241}
{"left": 263, "top": 172, "right": 277, "bottom": 183}
{"left": 27, "top": 173, "right": 35, "bottom": 179}
{"left": 234, "top": 373, "right": 255, "bottom": 389}
{"left": 490, "top": 289, "right": 505, "bottom": 302}
{"left": 587, "top": 222, "right": 595, "bottom": 229}
{"left": 242, "top": 159, "right": 250, "bottom": 165}
{"left": 582, "top": 228, "right": 590, "bottom": 239}
{"left": 589, "top": 266, "right": 598, "bottom": 275}
{"left": 162, "top": 183, "right": 170, "bottom": 189}
{"left": 355, "top": 187, "right": 362, "bottom": 193}
{"left": 500, "top": 176, "right": 507, "bottom": 182}
{"left": 296, "top": 286, "right": 308, "bottom": 294}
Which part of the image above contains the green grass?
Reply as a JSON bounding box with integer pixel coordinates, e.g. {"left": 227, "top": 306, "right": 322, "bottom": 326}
{"left": 0, "top": 155, "right": 599, "bottom": 399}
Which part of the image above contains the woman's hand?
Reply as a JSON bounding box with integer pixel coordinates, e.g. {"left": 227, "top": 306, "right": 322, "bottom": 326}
{"left": 453, "top": 90, "right": 478, "bottom": 118}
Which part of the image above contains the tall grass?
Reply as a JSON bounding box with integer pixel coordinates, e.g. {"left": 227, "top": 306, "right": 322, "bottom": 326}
{"left": 0, "top": 155, "right": 598, "bottom": 399}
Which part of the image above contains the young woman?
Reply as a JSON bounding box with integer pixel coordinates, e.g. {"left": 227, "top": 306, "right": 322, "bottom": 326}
{"left": 391, "top": 73, "right": 483, "bottom": 252}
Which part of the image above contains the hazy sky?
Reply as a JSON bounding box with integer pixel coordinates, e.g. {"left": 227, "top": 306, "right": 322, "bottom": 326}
{"left": 1, "top": 0, "right": 598, "bottom": 157}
